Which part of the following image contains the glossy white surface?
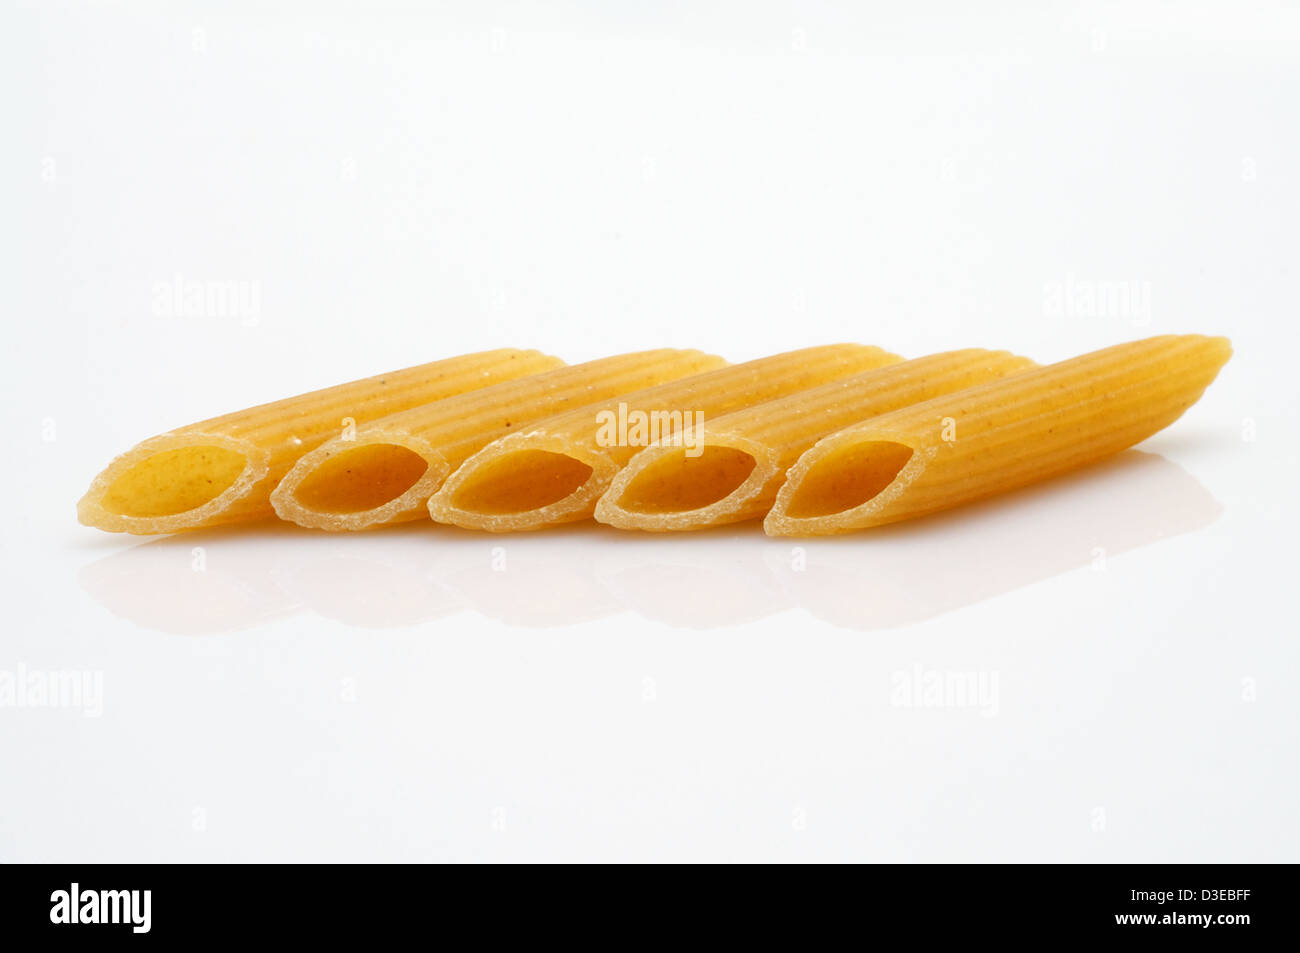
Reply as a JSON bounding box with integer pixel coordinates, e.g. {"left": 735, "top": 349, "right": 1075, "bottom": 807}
{"left": 4, "top": 1, "right": 1297, "bottom": 862}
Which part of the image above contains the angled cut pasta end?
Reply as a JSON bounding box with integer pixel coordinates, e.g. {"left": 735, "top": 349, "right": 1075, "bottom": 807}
{"left": 763, "top": 430, "right": 928, "bottom": 536}
{"left": 271, "top": 429, "right": 452, "bottom": 531}
{"left": 428, "top": 431, "right": 623, "bottom": 532}
{"left": 594, "top": 435, "right": 780, "bottom": 531}
{"left": 77, "top": 432, "right": 272, "bottom": 535}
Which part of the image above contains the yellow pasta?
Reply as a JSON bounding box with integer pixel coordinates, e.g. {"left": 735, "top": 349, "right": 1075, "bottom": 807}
{"left": 77, "top": 349, "right": 564, "bottom": 535}
{"left": 596, "top": 349, "right": 1037, "bottom": 531}
{"left": 764, "top": 335, "right": 1232, "bottom": 536}
{"left": 427, "top": 344, "right": 904, "bottom": 532}
{"left": 271, "top": 349, "right": 726, "bottom": 530}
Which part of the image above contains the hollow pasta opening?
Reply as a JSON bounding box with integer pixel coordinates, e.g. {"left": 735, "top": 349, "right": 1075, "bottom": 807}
{"left": 615, "top": 446, "right": 758, "bottom": 514}
{"left": 449, "top": 450, "right": 595, "bottom": 515}
{"left": 100, "top": 446, "right": 249, "bottom": 518}
{"left": 291, "top": 443, "right": 430, "bottom": 513}
{"left": 782, "top": 441, "right": 914, "bottom": 518}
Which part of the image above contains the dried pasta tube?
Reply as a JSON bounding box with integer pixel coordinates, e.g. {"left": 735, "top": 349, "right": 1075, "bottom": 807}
{"left": 427, "top": 344, "right": 903, "bottom": 532}
{"left": 764, "top": 335, "right": 1232, "bottom": 536}
{"left": 596, "top": 349, "right": 1036, "bottom": 531}
{"left": 78, "top": 349, "right": 565, "bottom": 535}
{"left": 272, "top": 349, "right": 725, "bottom": 530}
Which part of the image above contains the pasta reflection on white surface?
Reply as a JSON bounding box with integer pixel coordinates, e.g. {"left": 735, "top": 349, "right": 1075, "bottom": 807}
{"left": 591, "top": 531, "right": 791, "bottom": 629}
{"left": 279, "top": 552, "right": 462, "bottom": 629}
{"left": 78, "top": 525, "right": 305, "bottom": 635}
{"left": 436, "top": 532, "right": 622, "bottom": 627}
{"left": 765, "top": 450, "right": 1223, "bottom": 630}
{"left": 79, "top": 451, "right": 1220, "bottom": 635}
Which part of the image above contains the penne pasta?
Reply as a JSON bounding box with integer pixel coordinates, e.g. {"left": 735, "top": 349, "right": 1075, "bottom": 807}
{"left": 427, "top": 344, "right": 904, "bottom": 532}
{"left": 595, "top": 349, "right": 1037, "bottom": 531}
{"left": 77, "top": 349, "right": 565, "bottom": 535}
{"left": 763, "top": 335, "right": 1232, "bottom": 536}
{"left": 271, "top": 349, "right": 726, "bottom": 530}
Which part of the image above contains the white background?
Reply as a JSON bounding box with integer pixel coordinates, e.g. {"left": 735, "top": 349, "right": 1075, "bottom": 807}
{"left": 3, "top": 1, "right": 1298, "bottom": 861}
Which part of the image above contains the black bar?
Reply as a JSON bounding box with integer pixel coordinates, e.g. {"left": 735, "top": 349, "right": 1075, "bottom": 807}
{"left": 0, "top": 864, "right": 1286, "bottom": 941}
